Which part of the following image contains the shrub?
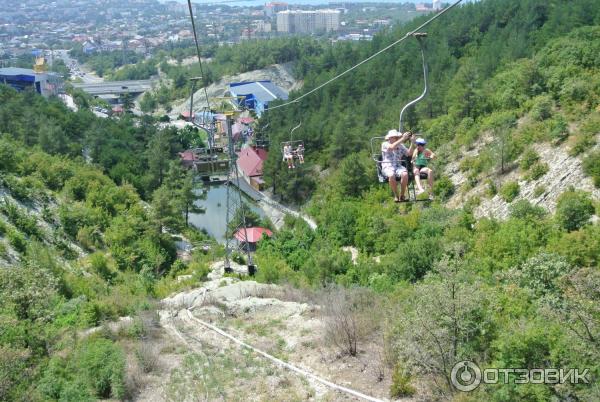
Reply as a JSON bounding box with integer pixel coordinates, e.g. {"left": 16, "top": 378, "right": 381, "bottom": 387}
{"left": 555, "top": 190, "right": 594, "bottom": 232}
{"left": 75, "top": 337, "right": 126, "bottom": 399}
{"left": 390, "top": 364, "right": 416, "bottom": 398}
{"left": 320, "top": 285, "right": 377, "bottom": 357}
{"left": 526, "top": 162, "right": 549, "bottom": 181}
{"left": 506, "top": 253, "right": 572, "bottom": 298}
{"left": 519, "top": 149, "right": 540, "bottom": 170}
{"left": 533, "top": 185, "right": 547, "bottom": 198}
{"left": 433, "top": 175, "right": 455, "bottom": 200}
{"left": 582, "top": 151, "right": 600, "bottom": 188}
{"left": 509, "top": 200, "right": 547, "bottom": 220}
{"left": 135, "top": 343, "right": 159, "bottom": 373}
{"left": 529, "top": 95, "right": 553, "bottom": 121}
{"left": 500, "top": 181, "right": 520, "bottom": 203}
{"left": 89, "top": 253, "right": 114, "bottom": 282}
{"left": 548, "top": 115, "right": 569, "bottom": 143}
{"left": 484, "top": 179, "right": 497, "bottom": 197}
{"left": 0, "top": 199, "right": 41, "bottom": 238}
{"left": 7, "top": 229, "right": 26, "bottom": 253}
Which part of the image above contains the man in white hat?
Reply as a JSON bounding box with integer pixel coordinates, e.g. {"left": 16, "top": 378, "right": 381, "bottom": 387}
{"left": 381, "top": 130, "right": 415, "bottom": 202}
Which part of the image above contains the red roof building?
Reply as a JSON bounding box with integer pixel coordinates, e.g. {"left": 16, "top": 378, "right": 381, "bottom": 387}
{"left": 234, "top": 227, "right": 273, "bottom": 243}
{"left": 237, "top": 146, "right": 268, "bottom": 177}
{"left": 178, "top": 150, "right": 198, "bottom": 168}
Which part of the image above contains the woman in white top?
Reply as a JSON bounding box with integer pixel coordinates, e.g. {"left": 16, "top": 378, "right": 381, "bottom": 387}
{"left": 283, "top": 143, "right": 295, "bottom": 169}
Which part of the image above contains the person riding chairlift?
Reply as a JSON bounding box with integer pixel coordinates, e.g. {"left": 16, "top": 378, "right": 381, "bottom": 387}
{"left": 412, "top": 137, "right": 436, "bottom": 200}
{"left": 381, "top": 130, "right": 416, "bottom": 202}
{"left": 296, "top": 143, "right": 305, "bottom": 164}
{"left": 283, "top": 143, "right": 295, "bottom": 169}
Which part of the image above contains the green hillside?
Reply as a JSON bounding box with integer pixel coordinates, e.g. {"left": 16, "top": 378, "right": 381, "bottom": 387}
{"left": 0, "top": 0, "right": 599, "bottom": 400}
{"left": 0, "top": 88, "right": 217, "bottom": 401}
{"left": 251, "top": 0, "right": 600, "bottom": 400}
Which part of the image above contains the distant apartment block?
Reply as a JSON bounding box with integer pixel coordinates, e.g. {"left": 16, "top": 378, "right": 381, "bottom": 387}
{"left": 276, "top": 9, "right": 340, "bottom": 34}
{"left": 265, "top": 2, "right": 288, "bottom": 18}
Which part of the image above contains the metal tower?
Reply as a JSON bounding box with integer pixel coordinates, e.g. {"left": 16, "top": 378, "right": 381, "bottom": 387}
{"left": 223, "top": 113, "right": 255, "bottom": 275}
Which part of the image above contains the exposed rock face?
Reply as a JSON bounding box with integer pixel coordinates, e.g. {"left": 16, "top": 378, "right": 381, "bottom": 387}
{"left": 445, "top": 136, "right": 599, "bottom": 220}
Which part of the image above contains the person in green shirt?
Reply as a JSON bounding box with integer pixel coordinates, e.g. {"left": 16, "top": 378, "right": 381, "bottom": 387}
{"left": 412, "top": 138, "right": 436, "bottom": 199}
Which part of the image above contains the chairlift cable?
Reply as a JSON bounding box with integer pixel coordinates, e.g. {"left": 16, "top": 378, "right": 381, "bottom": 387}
{"left": 186, "top": 0, "right": 212, "bottom": 112}
{"left": 267, "top": 0, "right": 463, "bottom": 112}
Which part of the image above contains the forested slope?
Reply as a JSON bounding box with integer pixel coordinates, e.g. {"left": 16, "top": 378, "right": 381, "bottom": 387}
{"left": 249, "top": 0, "right": 600, "bottom": 400}
{"left": 261, "top": 0, "right": 600, "bottom": 203}
{"left": 0, "top": 88, "right": 218, "bottom": 401}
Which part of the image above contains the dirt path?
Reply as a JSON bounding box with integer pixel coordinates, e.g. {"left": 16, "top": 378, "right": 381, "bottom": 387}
{"left": 147, "top": 261, "right": 396, "bottom": 402}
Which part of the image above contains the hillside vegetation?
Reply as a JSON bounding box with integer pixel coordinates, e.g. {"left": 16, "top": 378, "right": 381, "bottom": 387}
{"left": 0, "top": 0, "right": 599, "bottom": 401}
{"left": 250, "top": 0, "right": 600, "bottom": 400}
{"left": 0, "top": 88, "right": 219, "bottom": 401}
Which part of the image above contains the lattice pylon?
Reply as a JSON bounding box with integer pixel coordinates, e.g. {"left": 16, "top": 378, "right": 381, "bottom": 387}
{"left": 223, "top": 114, "right": 255, "bottom": 275}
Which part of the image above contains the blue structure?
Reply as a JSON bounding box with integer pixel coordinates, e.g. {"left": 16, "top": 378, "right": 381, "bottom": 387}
{"left": 0, "top": 67, "right": 63, "bottom": 97}
{"left": 228, "top": 81, "right": 288, "bottom": 116}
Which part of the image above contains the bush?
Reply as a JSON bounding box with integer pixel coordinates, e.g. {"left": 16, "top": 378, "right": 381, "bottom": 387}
{"left": 500, "top": 181, "right": 520, "bottom": 203}
{"left": 519, "top": 149, "right": 540, "bottom": 170}
{"left": 321, "top": 285, "right": 377, "bottom": 357}
{"left": 75, "top": 337, "right": 126, "bottom": 399}
{"left": 533, "top": 185, "right": 547, "bottom": 198}
{"left": 526, "top": 162, "right": 549, "bottom": 181}
{"left": 506, "top": 253, "right": 572, "bottom": 297}
{"left": 390, "top": 364, "right": 416, "bottom": 398}
{"left": 433, "top": 175, "right": 455, "bottom": 200}
{"left": 509, "top": 200, "right": 547, "bottom": 220}
{"left": 7, "top": 229, "right": 26, "bottom": 253}
{"left": 555, "top": 190, "right": 594, "bottom": 232}
{"left": 484, "top": 179, "right": 497, "bottom": 197}
{"left": 582, "top": 151, "right": 600, "bottom": 188}
{"left": 135, "top": 343, "right": 159, "bottom": 373}
{"left": 529, "top": 95, "right": 553, "bottom": 121}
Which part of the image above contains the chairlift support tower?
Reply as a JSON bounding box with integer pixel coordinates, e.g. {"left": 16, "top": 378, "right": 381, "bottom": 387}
{"left": 222, "top": 111, "right": 256, "bottom": 275}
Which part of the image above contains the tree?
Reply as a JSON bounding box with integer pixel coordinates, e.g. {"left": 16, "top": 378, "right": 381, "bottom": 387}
{"left": 119, "top": 93, "right": 133, "bottom": 112}
{"left": 139, "top": 93, "right": 157, "bottom": 114}
{"left": 146, "top": 130, "right": 172, "bottom": 188}
{"left": 338, "top": 153, "right": 371, "bottom": 197}
{"left": 178, "top": 171, "right": 205, "bottom": 226}
{"left": 151, "top": 185, "right": 181, "bottom": 234}
{"left": 389, "top": 250, "right": 489, "bottom": 395}
{"left": 555, "top": 190, "right": 595, "bottom": 232}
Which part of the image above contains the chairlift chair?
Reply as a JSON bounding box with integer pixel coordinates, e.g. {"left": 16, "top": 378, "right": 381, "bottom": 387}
{"left": 281, "top": 122, "right": 305, "bottom": 168}
{"left": 369, "top": 32, "right": 430, "bottom": 202}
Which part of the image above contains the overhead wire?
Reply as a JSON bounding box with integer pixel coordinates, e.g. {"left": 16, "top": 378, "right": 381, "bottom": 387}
{"left": 267, "top": 0, "right": 463, "bottom": 112}
{"left": 187, "top": 0, "right": 212, "bottom": 111}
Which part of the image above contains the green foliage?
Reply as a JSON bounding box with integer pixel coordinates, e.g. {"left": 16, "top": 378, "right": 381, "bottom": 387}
{"left": 555, "top": 190, "right": 595, "bottom": 232}
{"left": 533, "top": 184, "right": 547, "bottom": 198}
{"left": 500, "top": 181, "right": 520, "bottom": 203}
{"left": 509, "top": 200, "right": 547, "bottom": 221}
{"left": 506, "top": 253, "right": 572, "bottom": 298}
{"left": 433, "top": 175, "right": 455, "bottom": 200}
{"left": 390, "top": 364, "right": 416, "bottom": 398}
{"left": 338, "top": 153, "right": 371, "bottom": 197}
{"left": 39, "top": 337, "right": 126, "bottom": 400}
{"left": 519, "top": 149, "right": 540, "bottom": 170}
{"left": 582, "top": 150, "right": 600, "bottom": 188}
{"left": 484, "top": 179, "right": 498, "bottom": 197}
{"left": 529, "top": 95, "right": 553, "bottom": 121}
{"left": 526, "top": 162, "right": 549, "bottom": 181}
{"left": 0, "top": 198, "right": 41, "bottom": 238}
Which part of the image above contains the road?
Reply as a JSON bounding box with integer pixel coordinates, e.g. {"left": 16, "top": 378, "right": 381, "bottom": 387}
{"left": 72, "top": 80, "right": 154, "bottom": 96}
{"left": 54, "top": 49, "right": 103, "bottom": 84}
